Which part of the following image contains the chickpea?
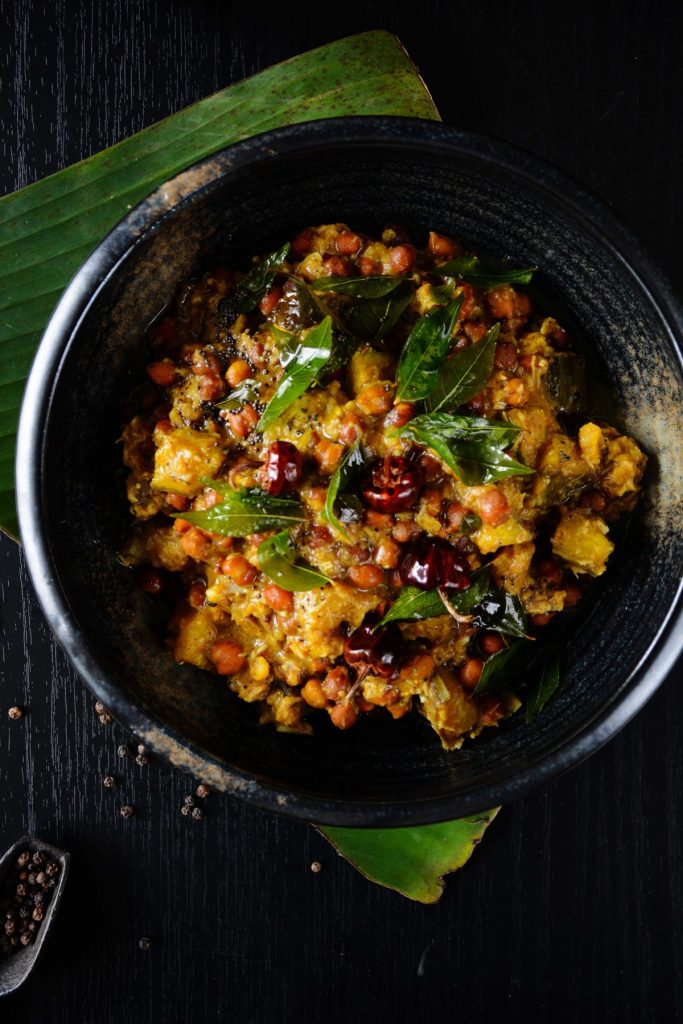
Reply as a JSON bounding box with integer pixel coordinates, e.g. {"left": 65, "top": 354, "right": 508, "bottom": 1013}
{"left": 422, "top": 487, "right": 443, "bottom": 517}
{"left": 146, "top": 359, "right": 178, "bottom": 387}
{"left": 356, "top": 383, "right": 395, "bottom": 416}
{"left": 348, "top": 564, "right": 385, "bottom": 590}
{"left": 338, "top": 412, "right": 366, "bottom": 445}
{"left": 226, "top": 404, "right": 259, "bottom": 440}
{"left": 464, "top": 321, "right": 487, "bottom": 343}
{"left": 383, "top": 401, "right": 415, "bottom": 429}
{"left": 180, "top": 527, "right": 210, "bottom": 560}
{"left": 459, "top": 657, "right": 484, "bottom": 690}
{"left": 322, "top": 255, "right": 352, "bottom": 277}
{"left": 486, "top": 285, "right": 517, "bottom": 320}
{"left": 563, "top": 583, "right": 583, "bottom": 608}
{"left": 479, "top": 632, "right": 505, "bottom": 656}
{"left": 221, "top": 554, "right": 257, "bottom": 586}
{"left": 263, "top": 583, "right": 294, "bottom": 613}
{"left": 477, "top": 488, "right": 510, "bottom": 527}
{"left": 388, "top": 244, "right": 416, "bottom": 274}
{"left": 375, "top": 538, "right": 402, "bottom": 569}
{"left": 358, "top": 255, "right": 382, "bottom": 276}
{"left": 466, "top": 391, "right": 486, "bottom": 415}
{"left": 428, "top": 231, "right": 458, "bottom": 258}
{"left": 198, "top": 373, "right": 226, "bottom": 402}
{"left": 259, "top": 284, "right": 283, "bottom": 317}
{"left": 321, "top": 667, "right": 350, "bottom": 701}
{"left": 335, "top": 230, "right": 363, "bottom": 256}
{"left": 494, "top": 341, "right": 518, "bottom": 371}
{"left": 291, "top": 227, "right": 314, "bottom": 256}
{"left": 329, "top": 702, "right": 358, "bottom": 730}
{"left": 139, "top": 567, "right": 164, "bottom": 594}
{"left": 579, "top": 489, "right": 606, "bottom": 514}
{"left": 391, "top": 520, "right": 421, "bottom": 544}
{"left": 173, "top": 518, "right": 192, "bottom": 535}
{"left": 190, "top": 349, "right": 221, "bottom": 376}
{"left": 314, "top": 438, "right": 344, "bottom": 474}
{"left": 301, "top": 678, "right": 329, "bottom": 709}
{"left": 445, "top": 502, "right": 466, "bottom": 532}
{"left": 211, "top": 641, "right": 247, "bottom": 676}
{"left": 226, "top": 358, "right": 252, "bottom": 387}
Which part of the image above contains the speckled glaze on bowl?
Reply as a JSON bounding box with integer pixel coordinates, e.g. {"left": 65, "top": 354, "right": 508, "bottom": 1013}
{"left": 16, "top": 118, "right": 683, "bottom": 826}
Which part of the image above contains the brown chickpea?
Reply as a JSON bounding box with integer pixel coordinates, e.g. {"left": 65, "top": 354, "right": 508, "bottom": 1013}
{"left": 146, "top": 359, "right": 177, "bottom": 387}
{"left": 494, "top": 341, "right": 518, "bottom": 371}
{"left": 391, "top": 520, "right": 421, "bottom": 544}
{"left": 322, "top": 255, "right": 352, "bottom": 277}
{"left": 259, "top": 284, "right": 283, "bottom": 317}
{"left": 358, "top": 255, "right": 382, "bottom": 276}
{"left": 291, "top": 227, "right": 314, "bottom": 256}
{"left": 321, "top": 667, "right": 350, "bottom": 701}
{"left": 198, "top": 373, "right": 226, "bottom": 402}
{"left": 314, "top": 438, "right": 344, "bottom": 474}
{"left": 187, "top": 581, "right": 206, "bottom": 608}
{"left": 383, "top": 401, "right": 415, "bottom": 429}
{"left": 335, "top": 230, "right": 363, "bottom": 256}
{"left": 211, "top": 641, "right": 246, "bottom": 676}
{"left": 263, "top": 584, "right": 294, "bottom": 613}
{"left": 427, "top": 231, "right": 458, "bottom": 258}
{"left": 329, "top": 702, "right": 358, "bottom": 730}
{"left": 479, "top": 632, "right": 505, "bottom": 656}
{"left": 225, "top": 404, "right": 259, "bottom": 440}
{"left": 531, "top": 612, "right": 555, "bottom": 627}
{"left": 338, "top": 412, "right": 366, "bottom": 445}
{"left": 563, "top": 583, "right": 583, "bottom": 608}
{"left": 365, "top": 509, "right": 394, "bottom": 529}
{"left": 477, "top": 488, "right": 510, "bottom": 527}
{"left": 221, "top": 554, "right": 257, "bottom": 586}
{"left": 536, "top": 559, "right": 564, "bottom": 586}
{"left": 459, "top": 657, "right": 484, "bottom": 690}
{"left": 348, "top": 564, "right": 386, "bottom": 590}
{"left": 464, "top": 321, "right": 487, "bottom": 343}
{"left": 180, "top": 527, "right": 210, "bottom": 560}
{"left": 388, "top": 244, "right": 416, "bottom": 274}
{"left": 445, "top": 502, "right": 467, "bottom": 532}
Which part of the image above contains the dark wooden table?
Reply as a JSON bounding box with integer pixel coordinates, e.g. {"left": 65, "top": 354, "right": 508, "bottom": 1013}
{"left": 2, "top": 3, "right": 682, "bottom": 1021}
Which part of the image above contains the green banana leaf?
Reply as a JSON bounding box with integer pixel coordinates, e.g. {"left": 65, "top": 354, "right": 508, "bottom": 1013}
{"left": 0, "top": 29, "right": 438, "bottom": 540}
{"left": 1, "top": 30, "right": 496, "bottom": 901}
{"left": 319, "top": 809, "right": 499, "bottom": 903}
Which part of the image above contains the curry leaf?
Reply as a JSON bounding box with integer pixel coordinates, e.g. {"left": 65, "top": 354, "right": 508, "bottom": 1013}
{"left": 215, "top": 378, "right": 261, "bottom": 411}
{"left": 437, "top": 255, "right": 536, "bottom": 287}
{"left": 472, "top": 588, "right": 529, "bottom": 638}
{"left": 318, "top": 809, "right": 499, "bottom": 903}
{"left": 473, "top": 640, "right": 530, "bottom": 696}
{"left": 378, "top": 567, "right": 492, "bottom": 626}
{"left": 219, "top": 242, "right": 290, "bottom": 325}
{"left": 175, "top": 487, "right": 304, "bottom": 537}
{"left": 257, "top": 316, "right": 333, "bottom": 431}
{"left": 396, "top": 295, "right": 463, "bottom": 401}
{"left": 257, "top": 530, "right": 331, "bottom": 591}
{"left": 525, "top": 652, "right": 562, "bottom": 722}
{"left": 425, "top": 322, "right": 499, "bottom": 413}
{"left": 321, "top": 442, "right": 366, "bottom": 542}
{"left": 344, "top": 279, "right": 415, "bottom": 340}
{"left": 311, "top": 276, "right": 405, "bottom": 298}
{"left": 399, "top": 411, "right": 533, "bottom": 485}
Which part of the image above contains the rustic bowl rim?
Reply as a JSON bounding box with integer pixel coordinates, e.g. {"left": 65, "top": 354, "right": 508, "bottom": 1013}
{"left": 15, "top": 116, "right": 683, "bottom": 826}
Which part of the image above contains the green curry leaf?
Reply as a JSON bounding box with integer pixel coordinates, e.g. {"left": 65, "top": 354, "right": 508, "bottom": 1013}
{"left": 525, "top": 652, "right": 562, "bottom": 722}
{"left": 396, "top": 295, "right": 463, "bottom": 401}
{"left": 399, "top": 411, "right": 533, "bottom": 485}
{"left": 219, "top": 242, "right": 290, "bottom": 324}
{"left": 257, "top": 530, "right": 331, "bottom": 591}
{"left": 437, "top": 255, "right": 536, "bottom": 287}
{"left": 310, "top": 276, "right": 405, "bottom": 298}
{"left": 321, "top": 442, "right": 366, "bottom": 542}
{"left": 472, "top": 588, "right": 530, "bottom": 638}
{"left": 424, "top": 323, "right": 499, "bottom": 413}
{"left": 215, "top": 378, "right": 261, "bottom": 411}
{"left": 174, "top": 487, "right": 304, "bottom": 537}
{"left": 343, "top": 279, "right": 415, "bottom": 340}
{"left": 257, "top": 316, "right": 333, "bottom": 431}
{"left": 378, "top": 567, "right": 493, "bottom": 626}
{"left": 473, "top": 640, "right": 530, "bottom": 696}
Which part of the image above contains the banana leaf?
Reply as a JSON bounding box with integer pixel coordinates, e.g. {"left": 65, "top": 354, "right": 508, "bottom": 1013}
{"left": 319, "top": 809, "right": 499, "bottom": 903}
{"left": 1, "top": 31, "right": 496, "bottom": 900}
{"left": 0, "top": 30, "right": 438, "bottom": 540}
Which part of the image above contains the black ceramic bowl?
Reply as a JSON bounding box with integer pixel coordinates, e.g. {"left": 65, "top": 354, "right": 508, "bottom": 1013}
{"left": 16, "top": 118, "right": 683, "bottom": 826}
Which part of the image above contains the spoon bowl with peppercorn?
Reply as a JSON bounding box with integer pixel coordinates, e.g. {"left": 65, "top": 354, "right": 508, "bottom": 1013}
{"left": 15, "top": 118, "right": 683, "bottom": 826}
{"left": 0, "top": 837, "right": 69, "bottom": 996}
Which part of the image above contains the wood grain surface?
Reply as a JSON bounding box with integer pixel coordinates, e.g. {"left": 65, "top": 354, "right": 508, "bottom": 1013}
{"left": 1, "top": 2, "right": 682, "bottom": 1021}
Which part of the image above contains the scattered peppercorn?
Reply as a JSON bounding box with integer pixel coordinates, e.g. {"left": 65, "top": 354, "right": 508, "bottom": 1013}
{"left": 196, "top": 784, "right": 210, "bottom": 799}
{"left": 191, "top": 807, "right": 203, "bottom": 822}
{"left": 180, "top": 804, "right": 191, "bottom": 817}
{"left": 117, "top": 744, "right": 129, "bottom": 758}
{"left": 120, "top": 804, "right": 135, "bottom": 819}
{"left": 0, "top": 846, "right": 61, "bottom": 956}
{"left": 135, "top": 752, "right": 149, "bottom": 767}
{"left": 136, "top": 744, "right": 146, "bottom": 755}
{"left": 103, "top": 775, "right": 116, "bottom": 789}
{"left": 184, "top": 795, "right": 195, "bottom": 806}
{"left": 310, "top": 861, "right": 322, "bottom": 874}
{"left": 98, "top": 712, "right": 113, "bottom": 725}
{"left": 7, "top": 706, "right": 23, "bottom": 720}
{"left": 139, "top": 937, "right": 152, "bottom": 951}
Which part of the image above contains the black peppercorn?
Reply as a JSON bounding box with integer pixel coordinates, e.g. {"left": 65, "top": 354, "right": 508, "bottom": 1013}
{"left": 7, "top": 706, "right": 23, "bottom": 720}
{"left": 191, "top": 807, "right": 203, "bottom": 821}
{"left": 15, "top": 851, "right": 30, "bottom": 868}
{"left": 135, "top": 753, "right": 149, "bottom": 767}
{"left": 180, "top": 804, "right": 191, "bottom": 816}
{"left": 46, "top": 862, "right": 60, "bottom": 878}
{"left": 103, "top": 775, "right": 115, "bottom": 789}
{"left": 139, "top": 937, "right": 152, "bottom": 951}
{"left": 117, "top": 744, "right": 129, "bottom": 758}
{"left": 196, "top": 784, "right": 210, "bottom": 799}
{"left": 120, "top": 804, "right": 135, "bottom": 819}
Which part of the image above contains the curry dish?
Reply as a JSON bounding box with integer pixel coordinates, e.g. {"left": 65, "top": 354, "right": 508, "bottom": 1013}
{"left": 121, "top": 223, "right": 646, "bottom": 749}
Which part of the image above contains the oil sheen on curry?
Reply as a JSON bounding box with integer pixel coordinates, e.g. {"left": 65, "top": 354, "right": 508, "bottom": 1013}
{"left": 121, "top": 223, "right": 646, "bottom": 749}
